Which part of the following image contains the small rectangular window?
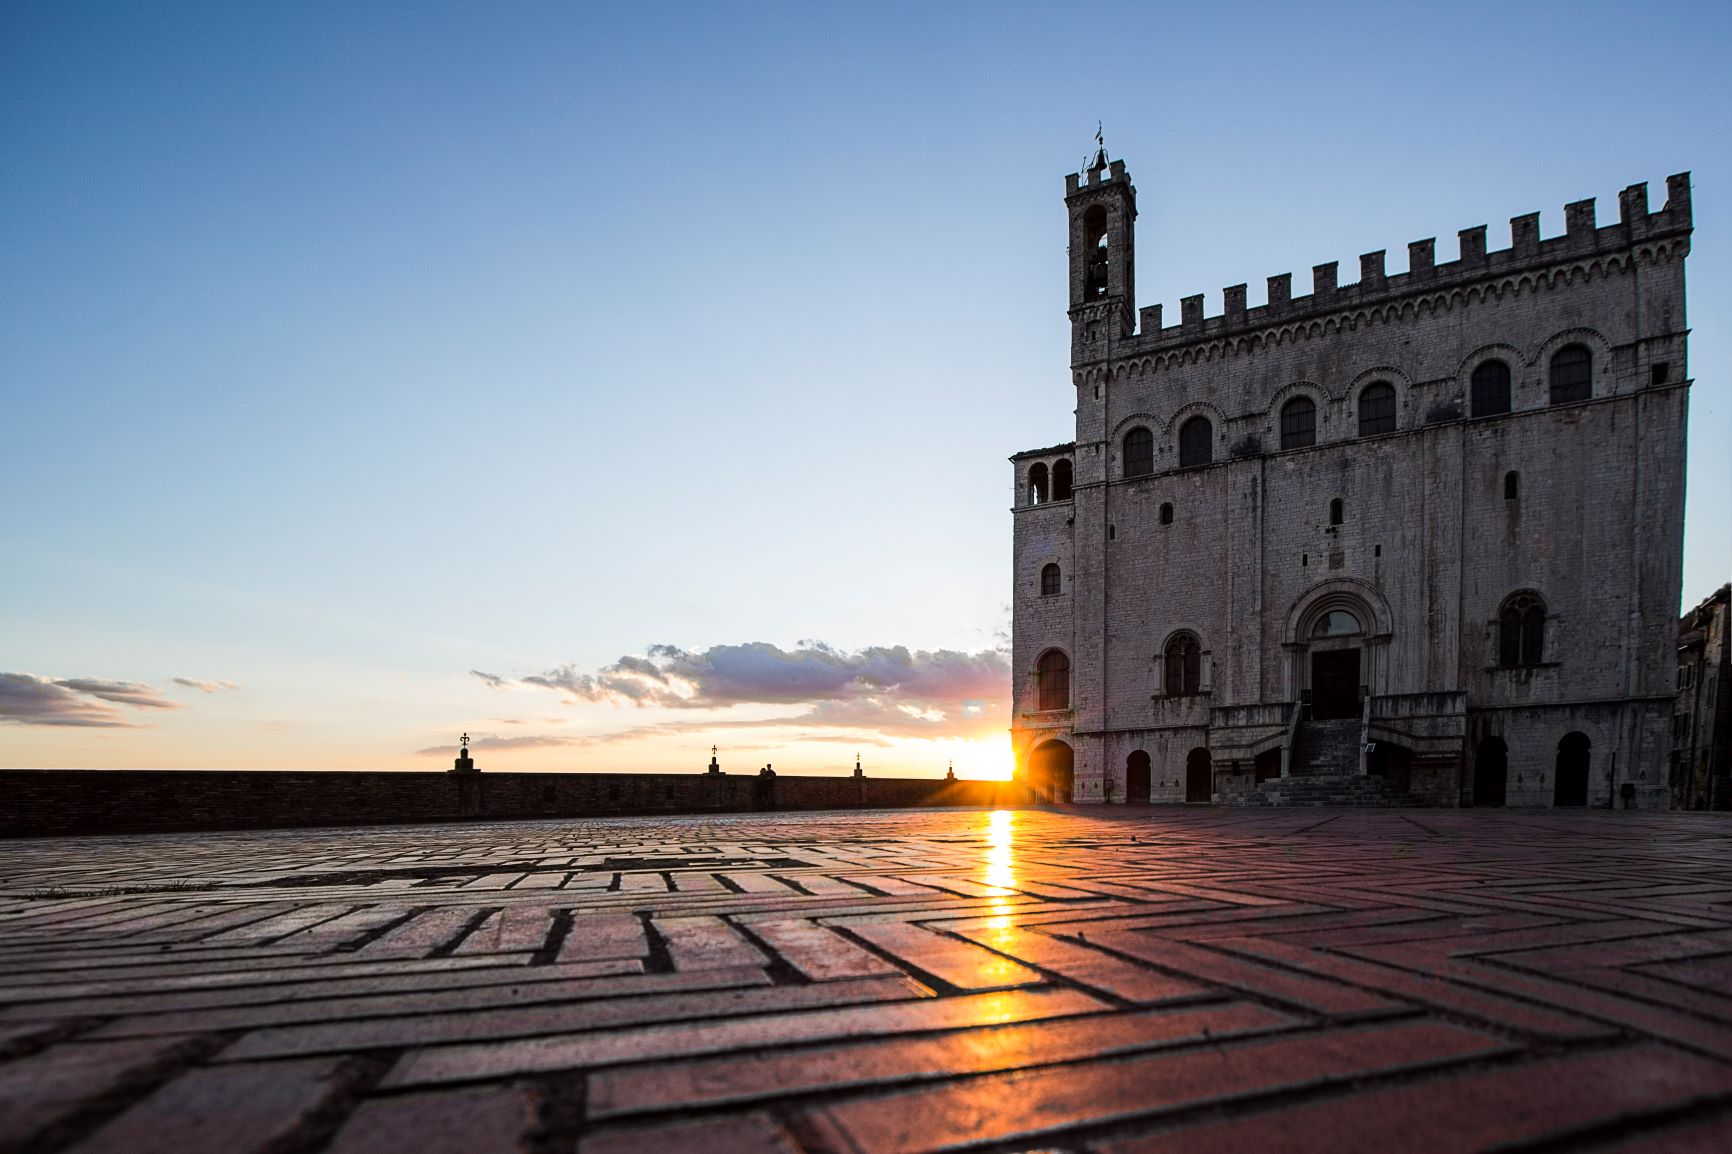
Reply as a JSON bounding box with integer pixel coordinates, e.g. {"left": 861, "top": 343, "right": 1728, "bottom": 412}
{"left": 1652, "top": 362, "right": 1671, "bottom": 385}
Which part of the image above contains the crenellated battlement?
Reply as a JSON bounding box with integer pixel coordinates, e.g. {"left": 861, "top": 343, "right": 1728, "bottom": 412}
{"left": 1065, "top": 158, "right": 1128, "bottom": 196}
{"left": 1112, "top": 174, "right": 1691, "bottom": 359}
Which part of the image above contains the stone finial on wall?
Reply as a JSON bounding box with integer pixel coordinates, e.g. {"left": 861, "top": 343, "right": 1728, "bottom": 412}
{"left": 452, "top": 732, "right": 478, "bottom": 775}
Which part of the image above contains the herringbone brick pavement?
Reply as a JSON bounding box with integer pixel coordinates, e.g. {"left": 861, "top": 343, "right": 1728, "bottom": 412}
{"left": 4, "top": 807, "right": 1732, "bottom": 1152}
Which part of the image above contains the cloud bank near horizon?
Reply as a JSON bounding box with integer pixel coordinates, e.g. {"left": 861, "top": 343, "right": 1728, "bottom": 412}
{"left": 450, "top": 640, "right": 1011, "bottom": 754}
{"left": 0, "top": 674, "right": 181, "bottom": 728}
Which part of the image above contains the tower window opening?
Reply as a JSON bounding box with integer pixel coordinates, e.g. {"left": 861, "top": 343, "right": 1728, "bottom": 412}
{"left": 1550, "top": 344, "right": 1592, "bottom": 404}
{"left": 1178, "top": 416, "right": 1213, "bottom": 468}
{"left": 1499, "top": 592, "right": 1547, "bottom": 668}
{"left": 1164, "top": 633, "right": 1202, "bottom": 697}
{"left": 1329, "top": 498, "right": 1344, "bottom": 526}
{"left": 1471, "top": 360, "right": 1511, "bottom": 417}
{"left": 1083, "top": 206, "right": 1110, "bottom": 299}
{"left": 1040, "top": 563, "right": 1061, "bottom": 596}
{"left": 1280, "top": 397, "right": 1316, "bottom": 450}
{"left": 1036, "top": 650, "right": 1071, "bottom": 711}
{"left": 1027, "top": 463, "right": 1048, "bottom": 505}
{"left": 1123, "top": 427, "right": 1154, "bottom": 478}
{"left": 1358, "top": 382, "right": 1397, "bottom": 436}
{"left": 1504, "top": 471, "right": 1519, "bottom": 500}
{"left": 1160, "top": 501, "right": 1174, "bottom": 525}
{"left": 1052, "top": 459, "right": 1074, "bottom": 501}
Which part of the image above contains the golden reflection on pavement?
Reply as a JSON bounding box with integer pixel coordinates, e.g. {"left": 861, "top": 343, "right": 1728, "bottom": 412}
{"left": 983, "top": 809, "right": 1017, "bottom": 907}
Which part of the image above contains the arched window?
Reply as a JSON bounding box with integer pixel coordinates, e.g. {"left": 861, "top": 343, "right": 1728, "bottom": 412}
{"left": 1471, "top": 360, "right": 1511, "bottom": 417}
{"left": 1164, "top": 633, "right": 1202, "bottom": 697}
{"left": 1178, "top": 416, "right": 1213, "bottom": 469}
{"left": 1083, "top": 206, "right": 1109, "bottom": 299}
{"left": 1358, "top": 382, "right": 1396, "bottom": 436}
{"left": 1040, "top": 563, "right": 1061, "bottom": 596}
{"left": 1027, "top": 463, "right": 1048, "bottom": 505}
{"left": 1499, "top": 593, "right": 1546, "bottom": 667}
{"left": 1329, "top": 498, "right": 1344, "bottom": 526}
{"left": 1036, "top": 650, "right": 1070, "bottom": 711}
{"left": 1052, "top": 459, "right": 1073, "bottom": 501}
{"left": 1312, "top": 609, "right": 1362, "bottom": 637}
{"left": 1504, "top": 471, "right": 1519, "bottom": 500}
{"left": 1280, "top": 397, "right": 1316, "bottom": 450}
{"left": 1123, "top": 427, "right": 1154, "bottom": 478}
{"left": 1550, "top": 344, "right": 1592, "bottom": 404}
{"left": 1159, "top": 501, "right": 1173, "bottom": 525}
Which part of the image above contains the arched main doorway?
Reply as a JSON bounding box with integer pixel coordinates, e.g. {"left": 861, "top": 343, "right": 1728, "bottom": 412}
{"left": 1555, "top": 732, "right": 1590, "bottom": 807}
{"left": 1028, "top": 740, "right": 1075, "bottom": 804}
{"left": 1126, "top": 751, "right": 1151, "bottom": 803}
{"left": 1185, "top": 748, "right": 1213, "bottom": 804}
{"left": 1309, "top": 609, "right": 1364, "bottom": 719}
{"left": 1473, "top": 737, "right": 1508, "bottom": 807}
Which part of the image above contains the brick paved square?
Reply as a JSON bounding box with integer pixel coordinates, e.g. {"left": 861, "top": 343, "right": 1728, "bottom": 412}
{"left": 5, "top": 807, "right": 1732, "bottom": 1152}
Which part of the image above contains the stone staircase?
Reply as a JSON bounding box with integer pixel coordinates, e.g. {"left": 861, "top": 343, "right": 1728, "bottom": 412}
{"left": 1288, "top": 719, "right": 1362, "bottom": 776}
{"left": 1244, "top": 717, "right": 1418, "bottom": 807}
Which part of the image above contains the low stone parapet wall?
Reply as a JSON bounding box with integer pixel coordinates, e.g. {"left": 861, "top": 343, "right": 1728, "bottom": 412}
{"left": 0, "top": 769, "right": 1030, "bottom": 838}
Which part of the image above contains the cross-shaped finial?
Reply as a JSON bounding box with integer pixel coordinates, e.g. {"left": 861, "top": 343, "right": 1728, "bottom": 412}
{"left": 711, "top": 744, "right": 717, "bottom": 757}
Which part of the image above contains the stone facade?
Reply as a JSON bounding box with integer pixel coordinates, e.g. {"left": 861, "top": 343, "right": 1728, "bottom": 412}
{"left": 1011, "top": 151, "right": 1691, "bottom": 808}
{"left": 1672, "top": 584, "right": 1731, "bottom": 810}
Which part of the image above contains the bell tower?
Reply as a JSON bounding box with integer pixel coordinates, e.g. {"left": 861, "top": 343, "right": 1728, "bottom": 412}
{"left": 1066, "top": 137, "right": 1137, "bottom": 366}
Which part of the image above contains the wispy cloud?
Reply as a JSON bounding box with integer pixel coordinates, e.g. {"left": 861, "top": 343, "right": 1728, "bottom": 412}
{"left": 414, "top": 733, "right": 582, "bottom": 755}
{"left": 171, "top": 677, "right": 239, "bottom": 694}
{"left": 0, "top": 673, "right": 181, "bottom": 728}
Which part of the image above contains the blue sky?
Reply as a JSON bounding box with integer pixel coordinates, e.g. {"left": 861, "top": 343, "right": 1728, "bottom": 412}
{"left": 3, "top": 1, "right": 1727, "bottom": 774}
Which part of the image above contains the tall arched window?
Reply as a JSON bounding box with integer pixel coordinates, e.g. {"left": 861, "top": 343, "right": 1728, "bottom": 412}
{"left": 1329, "top": 498, "right": 1344, "bottom": 526}
{"left": 1499, "top": 592, "right": 1546, "bottom": 667}
{"left": 1052, "top": 458, "right": 1073, "bottom": 501}
{"left": 1471, "top": 360, "right": 1511, "bottom": 417}
{"left": 1178, "top": 416, "right": 1213, "bottom": 468}
{"left": 1358, "top": 382, "right": 1396, "bottom": 436}
{"left": 1027, "top": 463, "right": 1048, "bottom": 505}
{"left": 1040, "top": 563, "right": 1061, "bottom": 596}
{"left": 1159, "top": 501, "right": 1174, "bottom": 525}
{"left": 1279, "top": 397, "right": 1316, "bottom": 450}
{"left": 1036, "top": 650, "right": 1070, "bottom": 711}
{"left": 1550, "top": 344, "right": 1592, "bottom": 404}
{"left": 1084, "top": 206, "right": 1109, "bottom": 299}
{"left": 1164, "top": 633, "right": 1202, "bottom": 697}
{"left": 1123, "top": 428, "right": 1154, "bottom": 478}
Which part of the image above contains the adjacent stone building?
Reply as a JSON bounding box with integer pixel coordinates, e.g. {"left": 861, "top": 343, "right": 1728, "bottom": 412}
{"left": 1011, "top": 149, "right": 1691, "bottom": 807}
{"left": 1673, "top": 584, "right": 1731, "bottom": 810}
